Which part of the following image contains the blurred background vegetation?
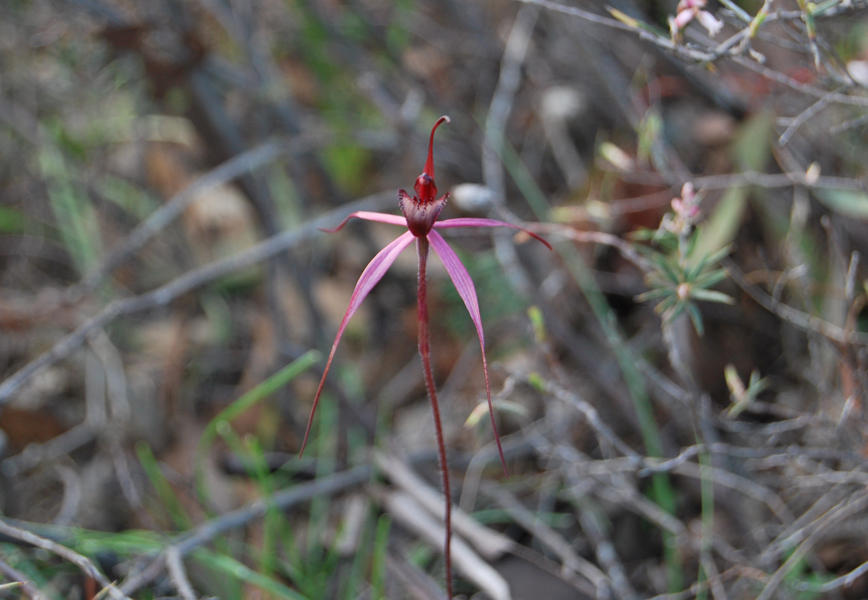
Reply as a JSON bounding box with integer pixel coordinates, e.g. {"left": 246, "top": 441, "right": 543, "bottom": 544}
{"left": 3, "top": 0, "right": 868, "bottom": 599}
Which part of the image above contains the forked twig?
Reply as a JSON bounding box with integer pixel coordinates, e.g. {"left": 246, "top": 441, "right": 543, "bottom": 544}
{"left": 165, "top": 546, "right": 197, "bottom": 600}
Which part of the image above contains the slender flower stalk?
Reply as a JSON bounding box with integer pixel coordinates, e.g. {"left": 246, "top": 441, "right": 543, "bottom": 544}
{"left": 301, "top": 116, "right": 550, "bottom": 598}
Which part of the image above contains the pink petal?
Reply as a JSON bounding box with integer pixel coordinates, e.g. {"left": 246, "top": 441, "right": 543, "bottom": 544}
{"left": 434, "top": 218, "right": 552, "bottom": 250}
{"left": 672, "top": 8, "right": 696, "bottom": 31}
{"left": 696, "top": 9, "right": 723, "bottom": 36}
{"left": 320, "top": 211, "right": 408, "bottom": 233}
{"left": 428, "top": 230, "right": 507, "bottom": 475}
{"left": 301, "top": 230, "right": 415, "bottom": 454}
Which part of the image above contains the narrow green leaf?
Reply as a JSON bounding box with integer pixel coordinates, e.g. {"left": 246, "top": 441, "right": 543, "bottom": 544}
{"left": 135, "top": 441, "right": 192, "bottom": 530}
{"left": 651, "top": 256, "right": 682, "bottom": 285}
{"left": 690, "top": 184, "right": 746, "bottom": 264}
{"left": 658, "top": 295, "right": 680, "bottom": 315}
{"left": 690, "top": 289, "right": 735, "bottom": 304}
{"left": 693, "top": 269, "right": 729, "bottom": 289}
{"left": 703, "top": 245, "right": 735, "bottom": 269}
{"left": 38, "top": 146, "right": 103, "bottom": 274}
{"left": 814, "top": 189, "right": 868, "bottom": 220}
{"left": 192, "top": 549, "right": 310, "bottom": 600}
{"left": 370, "top": 515, "right": 391, "bottom": 600}
{"left": 196, "top": 350, "right": 320, "bottom": 504}
{"left": 732, "top": 112, "right": 773, "bottom": 171}
{"left": 630, "top": 231, "right": 659, "bottom": 245}
{"left": 686, "top": 302, "right": 705, "bottom": 336}
{"left": 637, "top": 287, "right": 675, "bottom": 302}
{"left": 662, "top": 307, "right": 682, "bottom": 329}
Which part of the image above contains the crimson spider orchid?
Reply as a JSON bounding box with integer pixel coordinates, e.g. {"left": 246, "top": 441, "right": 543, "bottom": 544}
{"left": 301, "top": 116, "right": 550, "bottom": 598}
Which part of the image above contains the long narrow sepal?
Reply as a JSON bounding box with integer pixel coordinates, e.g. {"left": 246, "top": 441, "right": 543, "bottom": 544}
{"left": 320, "top": 211, "right": 408, "bottom": 233}
{"left": 434, "top": 218, "right": 553, "bottom": 251}
{"left": 300, "top": 231, "right": 415, "bottom": 455}
{"left": 428, "top": 230, "right": 507, "bottom": 476}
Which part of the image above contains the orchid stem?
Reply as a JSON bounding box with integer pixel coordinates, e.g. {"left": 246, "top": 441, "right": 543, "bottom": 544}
{"left": 416, "top": 236, "right": 453, "bottom": 600}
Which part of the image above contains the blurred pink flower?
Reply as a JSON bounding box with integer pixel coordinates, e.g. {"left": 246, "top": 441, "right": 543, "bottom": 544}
{"left": 666, "top": 182, "right": 701, "bottom": 234}
{"left": 670, "top": 0, "right": 723, "bottom": 38}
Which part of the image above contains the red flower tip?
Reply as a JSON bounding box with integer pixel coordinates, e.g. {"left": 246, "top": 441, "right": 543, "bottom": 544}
{"left": 424, "top": 115, "right": 450, "bottom": 182}
{"left": 413, "top": 172, "right": 437, "bottom": 203}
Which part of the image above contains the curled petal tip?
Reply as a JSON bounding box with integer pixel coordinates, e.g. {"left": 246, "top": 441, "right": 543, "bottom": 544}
{"left": 425, "top": 116, "right": 450, "bottom": 178}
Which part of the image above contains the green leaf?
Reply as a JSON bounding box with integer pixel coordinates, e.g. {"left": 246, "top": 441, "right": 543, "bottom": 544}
{"left": 650, "top": 255, "right": 682, "bottom": 285}
{"left": 663, "top": 300, "right": 687, "bottom": 325}
{"left": 527, "top": 305, "right": 547, "bottom": 343}
{"left": 195, "top": 351, "right": 320, "bottom": 506}
{"left": 193, "top": 549, "right": 310, "bottom": 600}
{"left": 136, "top": 441, "right": 192, "bottom": 530}
{"left": 628, "top": 228, "right": 657, "bottom": 242}
{"left": 732, "top": 111, "right": 773, "bottom": 171}
{"left": 370, "top": 515, "right": 391, "bottom": 600}
{"left": 685, "top": 254, "right": 729, "bottom": 287}
{"left": 657, "top": 295, "right": 679, "bottom": 314}
{"left": 527, "top": 372, "right": 547, "bottom": 393}
{"left": 637, "top": 108, "right": 662, "bottom": 167}
{"left": 690, "top": 184, "right": 746, "bottom": 264}
{"left": 686, "top": 245, "right": 732, "bottom": 282}
{"left": 814, "top": 189, "right": 868, "bottom": 220}
{"left": 693, "top": 269, "right": 729, "bottom": 289}
{"left": 686, "top": 302, "right": 705, "bottom": 336}
{"left": 97, "top": 175, "right": 159, "bottom": 220}
{"left": 690, "top": 289, "right": 734, "bottom": 304}
{"left": 38, "top": 146, "right": 103, "bottom": 274}
{"left": 636, "top": 287, "right": 675, "bottom": 302}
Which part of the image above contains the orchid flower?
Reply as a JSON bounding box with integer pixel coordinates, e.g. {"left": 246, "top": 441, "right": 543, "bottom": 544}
{"left": 301, "top": 116, "right": 550, "bottom": 597}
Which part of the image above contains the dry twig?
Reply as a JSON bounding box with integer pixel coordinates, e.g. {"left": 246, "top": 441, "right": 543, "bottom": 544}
{"left": 0, "top": 557, "right": 48, "bottom": 600}
{"left": 165, "top": 546, "right": 198, "bottom": 600}
{"left": 0, "top": 191, "right": 393, "bottom": 408}
{"left": 0, "top": 519, "right": 130, "bottom": 600}
{"left": 118, "top": 464, "right": 370, "bottom": 595}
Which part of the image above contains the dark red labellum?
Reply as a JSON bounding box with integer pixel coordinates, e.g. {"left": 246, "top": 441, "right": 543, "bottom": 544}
{"left": 399, "top": 189, "right": 449, "bottom": 237}
{"left": 399, "top": 116, "right": 450, "bottom": 237}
